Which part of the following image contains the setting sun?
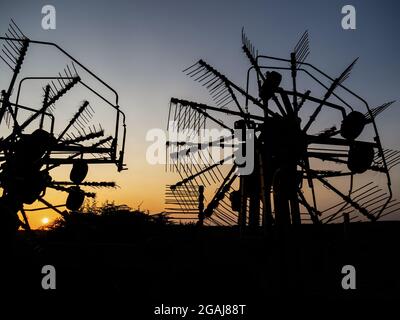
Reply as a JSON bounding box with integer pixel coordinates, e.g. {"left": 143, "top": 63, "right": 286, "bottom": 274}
{"left": 41, "top": 217, "right": 50, "bottom": 225}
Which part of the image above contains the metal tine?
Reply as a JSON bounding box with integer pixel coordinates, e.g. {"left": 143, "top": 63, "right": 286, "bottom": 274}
{"left": 385, "top": 150, "right": 400, "bottom": 161}
{"left": 209, "top": 81, "right": 225, "bottom": 94}
{"left": 380, "top": 202, "right": 400, "bottom": 218}
{"left": 362, "top": 195, "right": 390, "bottom": 211}
{"left": 186, "top": 64, "right": 203, "bottom": 76}
{"left": 375, "top": 149, "right": 396, "bottom": 162}
{"left": 79, "top": 113, "right": 89, "bottom": 124}
{"left": 4, "top": 40, "right": 20, "bottom": 56}
{"left": 367, "top": 101, "right": 395, "bottom": 119}
{"left": 66, "top": 65, "right": 74, "bottom": 78}
{"left": 215, "top": 91, "right": 231, "bottom": 103}
{"left": 88, "top": 103, "right": 95, "bottom": 114}
{"left": 294, "top": 30, "right": 308, "bottom": 52}
{"left": 202, "top": 75, "right": 218, "bottom": 87}
{"left": 49, "top": 86, "right": 56, "bottom": 97}
{"left": 321, "top": 182, "right": 375, "bottom": 214}
{"left": 211, "top": 82, "right": 228, "bottom": 95}
{"left": 71, "top": 61, "right": 79, "bottom": 76}
{"left": 64, "top": 69, "right": 72, "bottom": 80}
{"left": 182, "top": 61, "right": 200, "bottom": 73}
{"left": 0, "top": 54, "right": 14, "bottom": 70}
{"left": 84, "top": 107, "right": 93, "bottom": 118}
{"left": 206, "top": 77, "right": 223, "bottom": 90}
{"left": 3, "top": 44, "right": 18, "bottom": 61}
{"left": 56, "top": 77, "right": 65, "bottom": 89}
{"left": 195, "top": 71, "right": 213, "bottom": 82}
{"left": 369, "top": 199, "right": 398, "bottom": 215}
{"left": 51, "top": 81, "right": 58, "bottom": 93}
{"left": 199, "top": 151, "right": 220, "bottom": 183}
{"left": 359, "top": 192, "right": 387, "bottom": 208}
{"left": 190, "top": 66, "right": 207, "bottom": 78}
{"left": 294, "top": 33, "right": 309, "bottom": 54}
{"left": 212, "top": 87, "right": 229, "bottom": 100}
{"left": 195, "top": 152, "right": 217, "bottom": 184}
{"left": 387, "top": 155, "right": 400, "bottom": 166}
{"left": 219, "top": 98, "right": 233, "bottom": 109}
{"left": 4, "top": 35, "right": 22, "bottom": 52}
{"left": 1, "top": 48, "right": 17, "bottom": 64}
{"left": 295, "top": 50, "right": 309, "bottom": 66}
{"left": 384, "top": 150, "right": 400, "bottom": 161}
{"left": 210, "top": 82, "right": 227, "bottom": 95}
{"left": 57, "top": 72, "right": 67, "bottom": 86}
{"left": 181, "top": 106, "right": 188, "bottom": 129}
{"left": 188, "top": 158, "right": 211, "bottom": 186}
{"left": 7, "top": 26, "right": 23, "bottom": 42}
{"left": 216, "top": 95, "right": 232, "bottom": 106}
{"left": 337, "top": 58, "right": 358, "bottom": 85}
{"left": 212, "top": 88, "right": 231, "bottom": 103}
{"left": 295, "top": 37, "right": 309, "bottom": 62}
{"left": 11, "top": 19, "right": 26, "bottom": 38}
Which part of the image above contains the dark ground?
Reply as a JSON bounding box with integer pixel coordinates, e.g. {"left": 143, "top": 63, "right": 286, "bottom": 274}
{"left": 3, "top": 221, "right": 400, "bottom": 316}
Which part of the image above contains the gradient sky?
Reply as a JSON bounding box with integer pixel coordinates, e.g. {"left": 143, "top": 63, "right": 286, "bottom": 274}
{"left": 1, "top": 0, "right": 399, "bottom": 228}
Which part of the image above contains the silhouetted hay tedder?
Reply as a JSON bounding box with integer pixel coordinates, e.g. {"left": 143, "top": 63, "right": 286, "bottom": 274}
{"left": 0, "top": 20, "right": 127, "bottom": 240}
{"left": 166, "top": 28, "right": 400, "bottom": 228}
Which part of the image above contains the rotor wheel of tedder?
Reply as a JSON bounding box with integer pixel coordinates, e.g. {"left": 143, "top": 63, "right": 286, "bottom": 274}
{"left": 165, "top": 29, "right": 399, "bottom": 228}
{"left": 0, "top": 20, "right": 127, "bottom": 238}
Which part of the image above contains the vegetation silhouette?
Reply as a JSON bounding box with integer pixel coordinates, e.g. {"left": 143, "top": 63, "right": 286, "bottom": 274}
{"left": 45, "top": 201, "right": 173, "bottom": 242}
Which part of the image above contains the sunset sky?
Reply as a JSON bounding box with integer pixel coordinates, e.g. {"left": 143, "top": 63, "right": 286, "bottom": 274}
{"left": 1, "top": 0, "right": 399, "bottom": 228}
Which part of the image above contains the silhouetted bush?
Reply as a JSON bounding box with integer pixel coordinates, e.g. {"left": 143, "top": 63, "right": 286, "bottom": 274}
{"left": 46, "top": 201, "right": 172, "bottom": 241}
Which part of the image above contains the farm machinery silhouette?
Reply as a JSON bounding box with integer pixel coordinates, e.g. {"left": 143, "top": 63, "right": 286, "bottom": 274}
{"left": 0, "top": 20, "right": 127, "bottom": 236}
{"left": 166, "top": 29, "right": 399, "bottom": 228}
